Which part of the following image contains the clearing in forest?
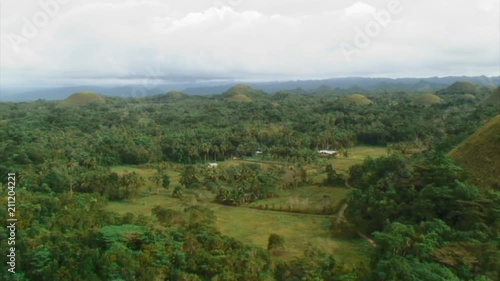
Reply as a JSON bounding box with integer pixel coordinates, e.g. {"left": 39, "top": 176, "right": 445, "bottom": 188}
{"left": 106, "top": 146, "right": 386, "bottom": 264}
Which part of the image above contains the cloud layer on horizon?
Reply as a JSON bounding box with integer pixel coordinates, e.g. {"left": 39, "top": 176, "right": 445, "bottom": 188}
{"left": 1, "top": 0, "right": 499, "bottom": 87}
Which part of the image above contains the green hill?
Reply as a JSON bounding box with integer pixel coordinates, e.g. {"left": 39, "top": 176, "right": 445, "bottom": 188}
{"left": 481, "top": 86, "right": 500, "bottom": 106}
{"left": 166, "top": 90, "right": 188, "bottom": 99}
{"left": 345, "top": 94, "right": 372, "bottom": 105}
{"left": 57, "top": 91, "right": 106, "bottom": 108}
{"left": 149, "top": 91, "right": 188, "bottom": 102}
{"left": 221, "top": 84, "right": 266, "bottom": 100}
{"left": 272, "top": 90, "right": 298, "bottom": 101}
{"left": 412, "top": 93, "right": 444, "bottom": 105}
{"left": 457, "top": 94, "right": 476, "bottom": 101}
{"left": 448, "top": 115, "right": 500, "bottom": 189}
{"left": 229, "top": 93, "right": 252, "bottom": 103}
{"left": 437, "top": 81, "right": 476, "bottom": 96}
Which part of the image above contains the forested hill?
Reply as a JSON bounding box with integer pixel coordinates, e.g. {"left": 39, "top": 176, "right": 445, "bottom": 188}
{"left": 449, "top": 114, "right": 500, "bottom": 189}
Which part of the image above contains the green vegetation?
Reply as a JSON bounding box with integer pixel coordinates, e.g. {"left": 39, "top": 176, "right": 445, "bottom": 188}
{"left": 0, "top": 82, "right": 498, "bottom": 280}
{"left": 166, "top": 90, "right": 188, "bottom": 99}
{"left": 230, "top": 93, "right": 253, "bottom": 103}
{"left": 345, "top": 94, "right": 373, "bottom": 105}
{"left": 248, "top": 186, "right": 351, "bottom": 214}
{"left": 412, "top": 93, "right": 444, "bottom": 105}
{"left": 438, "top": 81, "right": 477, "bottom": 96}
{"left": 449, "top": 115, "right": 500, "bottom": 189}
{"left": 57, "top": 91, "right": 106, "bottom": 108}
{"left": 343, "top": 151, "right": 500, "bottom": 281}
{"left": 222, "top": 83, "right": 266, "bottom": 99}
{"left": 482, "top": 86, "right": 500, "bottom": 106}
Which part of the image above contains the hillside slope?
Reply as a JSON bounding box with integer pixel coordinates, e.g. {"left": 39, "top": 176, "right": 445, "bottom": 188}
{"left": 413, "top": 93, "right": 444, "bottom": 105}
{"left": 481, "top": 86, "right": 500, "bottom": 106}
{"left": 448, "top": 115, "right": 500, "bottom": 189}
{"left": 345, "top": 94, "right": 372, "bottom": 105}
{"left": 437, "top": 81, "right": 476, "bottom": 95}
{"left": 57, "top": 91, "right": 106, "bottom": 108}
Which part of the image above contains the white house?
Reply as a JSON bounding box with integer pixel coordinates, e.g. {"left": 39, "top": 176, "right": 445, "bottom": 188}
{"left": 207, "top": 163, "right": 218, "bottom": 168}
{"left": 318, "top": 150, "right": 337, "bottom": 155}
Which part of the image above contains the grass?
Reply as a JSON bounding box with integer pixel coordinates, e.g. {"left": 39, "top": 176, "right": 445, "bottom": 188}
{"left": 167, "top": 90, "right": 188, "bottom": 99}
{"left": 107, "top": 194, "right": 370, "bottom": 264}
{"left": 482, "top": 87, "right": 500, "bottom": 106}
{"left": 412, "top": 93, "right": 443, "bottom": 105}
{"left": 345, "top": 94, "right": 372, "bottom": 105}
{"left": 248, "top": 186, "right": 351, "bottom": 214}
{"left": 110, "top": 166, "right": 142, "bottom": 173}
{"left": 110, "top": 165, "right": 182, "bottom": 195}
{"left": 230, "top": 94, "right": 252, "bottom": 103}
{"left": 57, "top": 91, "right": 106, "bottom": 108}
{"left": 234, "top": 146, "right": 387, "bottom": 174}
{"left": 449, "top": 114, "right": 500, "bottom": 189}
{"left": 329, "top": 146, "right": 387, "bottom": 173}
{"left": 212, "top": 204, "right": 370, "bottom": 263}
{"left": 106, "top": 146, "right": 386, "bottom": 264}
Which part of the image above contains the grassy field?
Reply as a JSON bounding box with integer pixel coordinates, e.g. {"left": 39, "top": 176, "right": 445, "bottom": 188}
{"left": 248, "top": 186, "right": 351, "bottom": 214}
{"left": 106, "top": 146, "right": 386, "bottom": 264}
{"left": 110, "top": 165, "right": 182, "bottom": 195}
{"left": 330, "top": 146, "right": 387, "bottom": 173}
{"left": 107, "top": 193, "right": 371, "bottom": 264}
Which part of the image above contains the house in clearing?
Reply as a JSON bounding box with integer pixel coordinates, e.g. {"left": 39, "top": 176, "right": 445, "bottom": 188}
{"left": 318, "top": 150, "right": 338, "bottom": 156}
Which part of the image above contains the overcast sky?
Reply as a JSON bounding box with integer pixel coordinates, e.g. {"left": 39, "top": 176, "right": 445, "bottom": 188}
{"left": 1, "top": 0, "right": 499, "bottom": 88}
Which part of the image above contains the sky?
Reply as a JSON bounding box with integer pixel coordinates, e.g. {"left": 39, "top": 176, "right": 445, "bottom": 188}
{"left": 0, "top": 0, "right": 499, "bottom": 89}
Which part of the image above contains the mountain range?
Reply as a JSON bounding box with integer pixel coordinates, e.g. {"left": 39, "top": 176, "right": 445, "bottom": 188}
{"left": 1, "top": 75, "right": 498, "bottom": 101}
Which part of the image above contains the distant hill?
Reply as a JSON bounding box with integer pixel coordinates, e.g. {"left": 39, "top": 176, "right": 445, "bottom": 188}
{"left": 345, "top": 94, "right": 372, "bottom": 105}
{"left": 0, "top": 84, "right": 188, "bottom": 102}
{"left": 271, "top": 90, "right": 299, "bottom": 101}
{"left": 57, "top": 91, "right": 106, "bottom": 108}
{"left": 2, "top": 76, "right": 499, "bottom": 101}
{"left": 147, "top": 90, "right": 189, "bottom": 102}
{"left": 448, "top": 115, "right": 500, "bottom": 189}
{"left": 481, "top": 87, "right": 500, "bottom": 106}
{"left": 457, "top": 94, "right": 476, "bottom": 101}
{"left": 222, "top": 84, "right": 265, "bottom": 97}
{"left": 184, "top": 76, "right": 500, "bottom": 95}
{"left": 220, "top": 84, "right": 266, "bottom": 102}
{"left": 437, "top": 81, "right": 477, "bottom": 96}
{"left": 229, "top": 94, "right": 252, "bottom": 103}
{"left": 166, "top": 90, "right": 188, "bottom": 99}
{"left": 413, "top": 93, "right": 444, "bottom": 105}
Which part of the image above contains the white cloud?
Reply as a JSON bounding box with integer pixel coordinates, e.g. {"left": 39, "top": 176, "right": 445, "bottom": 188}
{"left": 0, "top": 0, "right": 499, "bottom": 88}
{"left": 344, "top": 2, "right": 377, "bottom": 17}
{"left": 478, "top": 0, "right": 498, "bottom": 12}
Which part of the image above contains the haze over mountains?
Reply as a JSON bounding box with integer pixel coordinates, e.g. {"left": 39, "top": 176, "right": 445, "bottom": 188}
{"left": 1, "top": 75, "right": 499, "bottom": 102}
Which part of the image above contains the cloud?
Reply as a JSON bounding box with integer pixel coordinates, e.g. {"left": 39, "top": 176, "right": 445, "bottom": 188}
{"left": 0, "top": 0, "right": 499, "bottom": 88}
{"left": 344, "top": 2, "right": 377, "bottom": 17}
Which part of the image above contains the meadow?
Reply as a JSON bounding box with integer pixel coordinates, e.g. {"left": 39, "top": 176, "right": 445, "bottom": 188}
{"left": 106, "top": 146, "right": 386, "bottom": 265}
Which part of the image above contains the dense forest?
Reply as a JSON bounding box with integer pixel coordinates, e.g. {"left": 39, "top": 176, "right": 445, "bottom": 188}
{"left": 0, "top": 82, "right": 499, "bottom": 280}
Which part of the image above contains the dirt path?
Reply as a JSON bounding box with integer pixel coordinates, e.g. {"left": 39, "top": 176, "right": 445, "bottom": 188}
{"left": 357, "top": 231, "right": 377, "bottom": 247}
{"left": 336, "top": 203, "right": 349, "bottom": 224}
{"left": 335, "top": 202, "right": 377, "bottom": 247}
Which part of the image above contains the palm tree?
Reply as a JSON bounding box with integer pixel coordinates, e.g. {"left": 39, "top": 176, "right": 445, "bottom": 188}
{"left": 200, "top": 141, "right": 210, "bottom": 163}
{"left": 150, "top": 163, "right": 167, "bottom": 195}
